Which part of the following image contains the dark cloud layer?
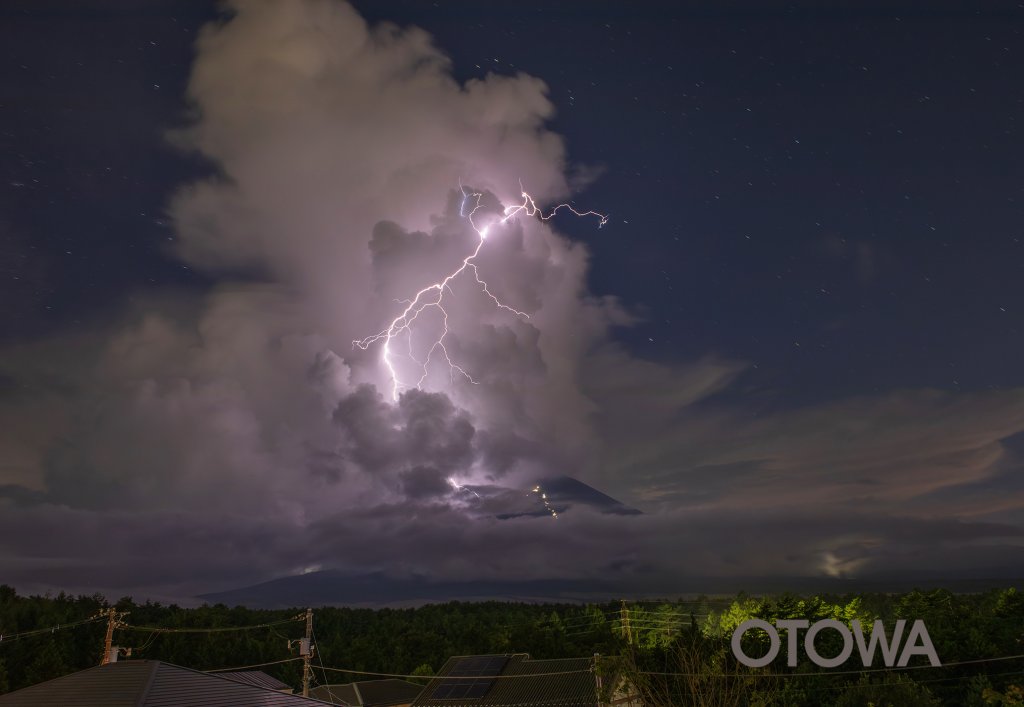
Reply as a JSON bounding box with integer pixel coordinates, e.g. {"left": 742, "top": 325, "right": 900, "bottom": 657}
{"left": 0, "top": 0, "right": 1022, "bottom": 602}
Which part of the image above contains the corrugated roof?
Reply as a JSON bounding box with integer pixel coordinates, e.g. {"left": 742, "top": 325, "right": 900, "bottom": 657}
{"left": 411, "top": 655, "right": 598, "bottom": 707}
{"left": 218, "top": 670, "right": 294, "bottom": 692}
{"left": 310, "top": 678, "right": 424, "bottom": 706}
{"left": 0, "top": 660, "right": 157, "bottom": 707}
{"left": 309, "top": 683, "right": 357, "bottom": 706}
{"left": 0, "top": 660, "right": 332, "bottom": 706}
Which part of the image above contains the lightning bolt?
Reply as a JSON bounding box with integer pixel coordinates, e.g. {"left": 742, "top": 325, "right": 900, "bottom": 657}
{"left": 447, "top": 476, "right": 481, "bottom": 499}
{"left": 354, "top": 183, "right": 607, "bottom": 401}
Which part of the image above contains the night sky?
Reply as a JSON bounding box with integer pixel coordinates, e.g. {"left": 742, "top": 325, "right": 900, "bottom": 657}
{"left": 2, "top": 1, "right": 1024, "bottom": 603}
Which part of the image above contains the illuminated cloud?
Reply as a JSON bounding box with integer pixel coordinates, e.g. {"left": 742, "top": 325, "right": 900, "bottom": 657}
{"left": 0, "top": 0, "right": 1022, "bottom": 601}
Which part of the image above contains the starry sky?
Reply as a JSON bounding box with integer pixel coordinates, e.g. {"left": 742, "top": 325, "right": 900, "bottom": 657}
{"left": 2, "top": 0, "right": 1024, "bottom": 603}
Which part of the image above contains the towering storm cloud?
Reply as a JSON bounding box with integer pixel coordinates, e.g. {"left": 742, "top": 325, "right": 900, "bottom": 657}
{"left": 1, "top": 0, "right": 1022, "bottom": 602}
{"left": 167, "top": 0, "right": 628, "bottom": 493}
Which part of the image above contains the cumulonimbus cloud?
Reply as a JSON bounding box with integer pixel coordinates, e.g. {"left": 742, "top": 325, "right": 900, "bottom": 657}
{"left": 0, "top": 0, "right": 1022, "bottom": 601}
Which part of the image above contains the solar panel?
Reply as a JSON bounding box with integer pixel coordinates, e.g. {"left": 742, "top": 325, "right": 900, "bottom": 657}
{"left": 451, "top": 656, "right": 508, "bottom": 677}
{"left": 429, "top": 656, "right": 508, "bottom": 700}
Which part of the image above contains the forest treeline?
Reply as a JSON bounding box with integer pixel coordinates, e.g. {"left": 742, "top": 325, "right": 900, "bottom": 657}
{"left": 0, "top": 584, "right": 1022, "bottom": 706}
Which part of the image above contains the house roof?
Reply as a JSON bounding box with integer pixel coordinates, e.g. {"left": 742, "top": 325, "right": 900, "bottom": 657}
{"left": 411, "top": 654, "right": 598, "bottom": 707}
{"left": 0, "top": 660, "right": 330, "bottom": 706}
{"left": 217, "top": 670, "right": 294, "bottom": 692}
{"left": 309, "top": 678, "right": 424, "bottom": 706}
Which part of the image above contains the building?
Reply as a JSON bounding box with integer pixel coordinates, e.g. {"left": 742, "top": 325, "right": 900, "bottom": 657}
{"left": 0, "top": 660, "right": 331, "bottom": 706}
{"left": 309, "top": 678, "right": 424, "bottom": 706}
{"left": 411, "top": 654, "right": 610, "bottom": 707}
{"left": 218, "top": 669, "right": 296, "bottom": 693}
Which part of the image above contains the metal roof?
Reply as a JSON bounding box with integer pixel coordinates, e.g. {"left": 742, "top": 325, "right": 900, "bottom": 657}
{"left": 217, "top": 670, "right": 294, "bottom": 692}
{"left": 411, "top": 655, "right": 598, "bottom": 707}
{"left": 309, "top": 678, "right": 424, "bottom": 706}
{"left": 309, "top": 683, "right": 358, "bottom": 706}
{"left": 0, "top": 660, "right": 331, "bottom": 706}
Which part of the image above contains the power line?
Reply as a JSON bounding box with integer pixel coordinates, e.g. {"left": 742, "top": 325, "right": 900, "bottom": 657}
{"left": 636, "top": 664, "right": 1024, "bottom": 700}
{"left": 314, "top": 664, "right": 593, "bottom": 680}
{"left": 121, "top": 616, "right": 304, "bottom": 659}
{"left": 621, "top": 610, "right": 707, "bottom": 616}
{"left": 0, "top": 616, "right": 105, "bottom": 645}
{"left": 298, "top": 651, "right": 1024, "bottom": 684}
{"left": 205, "top": 657, "right": 303, "bottom": 673}
{"left": 311, "top": 624, "right": 343, "bottom": 704}
{"left": 636, "top": 652, "right": 1024, "bottom": 678}
{"left": 626, "top": 617, "right": 693, "bottom": 625}
{"left": 802, "top": 668, "right": 1024, "bottom": 695}
{"left": 625, "top": 601, "right": 737, "bottom": 609}
{"left": 606, "top": 614, "right": 704, "bottom": 627}
{"left": 557, "top": 611, "right": 622, "bottom": 623}
{"left": 613, "top": 618, "right": 699, "bottom": 625}
{"left": 121, "top": 617, "right": 302, "bottom": 634}
{"left": 564, "top": 628, "right": 617, "bottom": 638}
{"left": 501, "top": 610, "right": 622, "bottom": 631}
{"left": 543, "top": 616, "right": 622, "bottom": 630}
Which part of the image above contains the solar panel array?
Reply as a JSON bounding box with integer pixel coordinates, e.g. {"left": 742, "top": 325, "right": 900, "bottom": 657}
{"left": 428, "top": 656, "right": 508, "bottom": 700}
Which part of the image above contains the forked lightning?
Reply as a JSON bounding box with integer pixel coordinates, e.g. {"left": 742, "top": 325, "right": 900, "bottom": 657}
{"left": 353, "top": 185, "right": 606, "bottom": 401}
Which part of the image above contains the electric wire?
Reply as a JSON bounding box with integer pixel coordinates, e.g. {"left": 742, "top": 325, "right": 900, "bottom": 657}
{"left": 121, "top": 617, "right": 302, "bottom": 634}
{"left": 205, "top": 656, "right": 304, "bottom": 673}
{"left": 314, "top": 664, "right": 594, "bottom": 680}
{"left": 310, "top": 624, "right": 342, "bottom": 704}
{"left": 0, "top": 615, "right": 105, "bottom": 645}
{"left": 636, "top": 652, "right": 1024, "bottom": 678}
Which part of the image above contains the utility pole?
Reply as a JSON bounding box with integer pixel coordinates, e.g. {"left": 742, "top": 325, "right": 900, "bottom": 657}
{"left": 301, "top": 608, "right": 313, "bottom": 697}
{"left": 99, "top": 608, "right": 128, "bottom": 665}
{"left": 101, "top": 608, "right": 116, "bottom": 665}
{"left": 620, "top": 600, "right": 632, "bottom": 646}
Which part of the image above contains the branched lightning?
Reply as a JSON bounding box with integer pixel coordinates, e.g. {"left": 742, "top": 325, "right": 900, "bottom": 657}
{"left": 353, "top": 183, "right": 607, "bottom": 401}
{"left": 500, "top": 180, "right": 609, "bottom": 230}
{"left": 448, "top": 476, "right": 481, "bottom": 499}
